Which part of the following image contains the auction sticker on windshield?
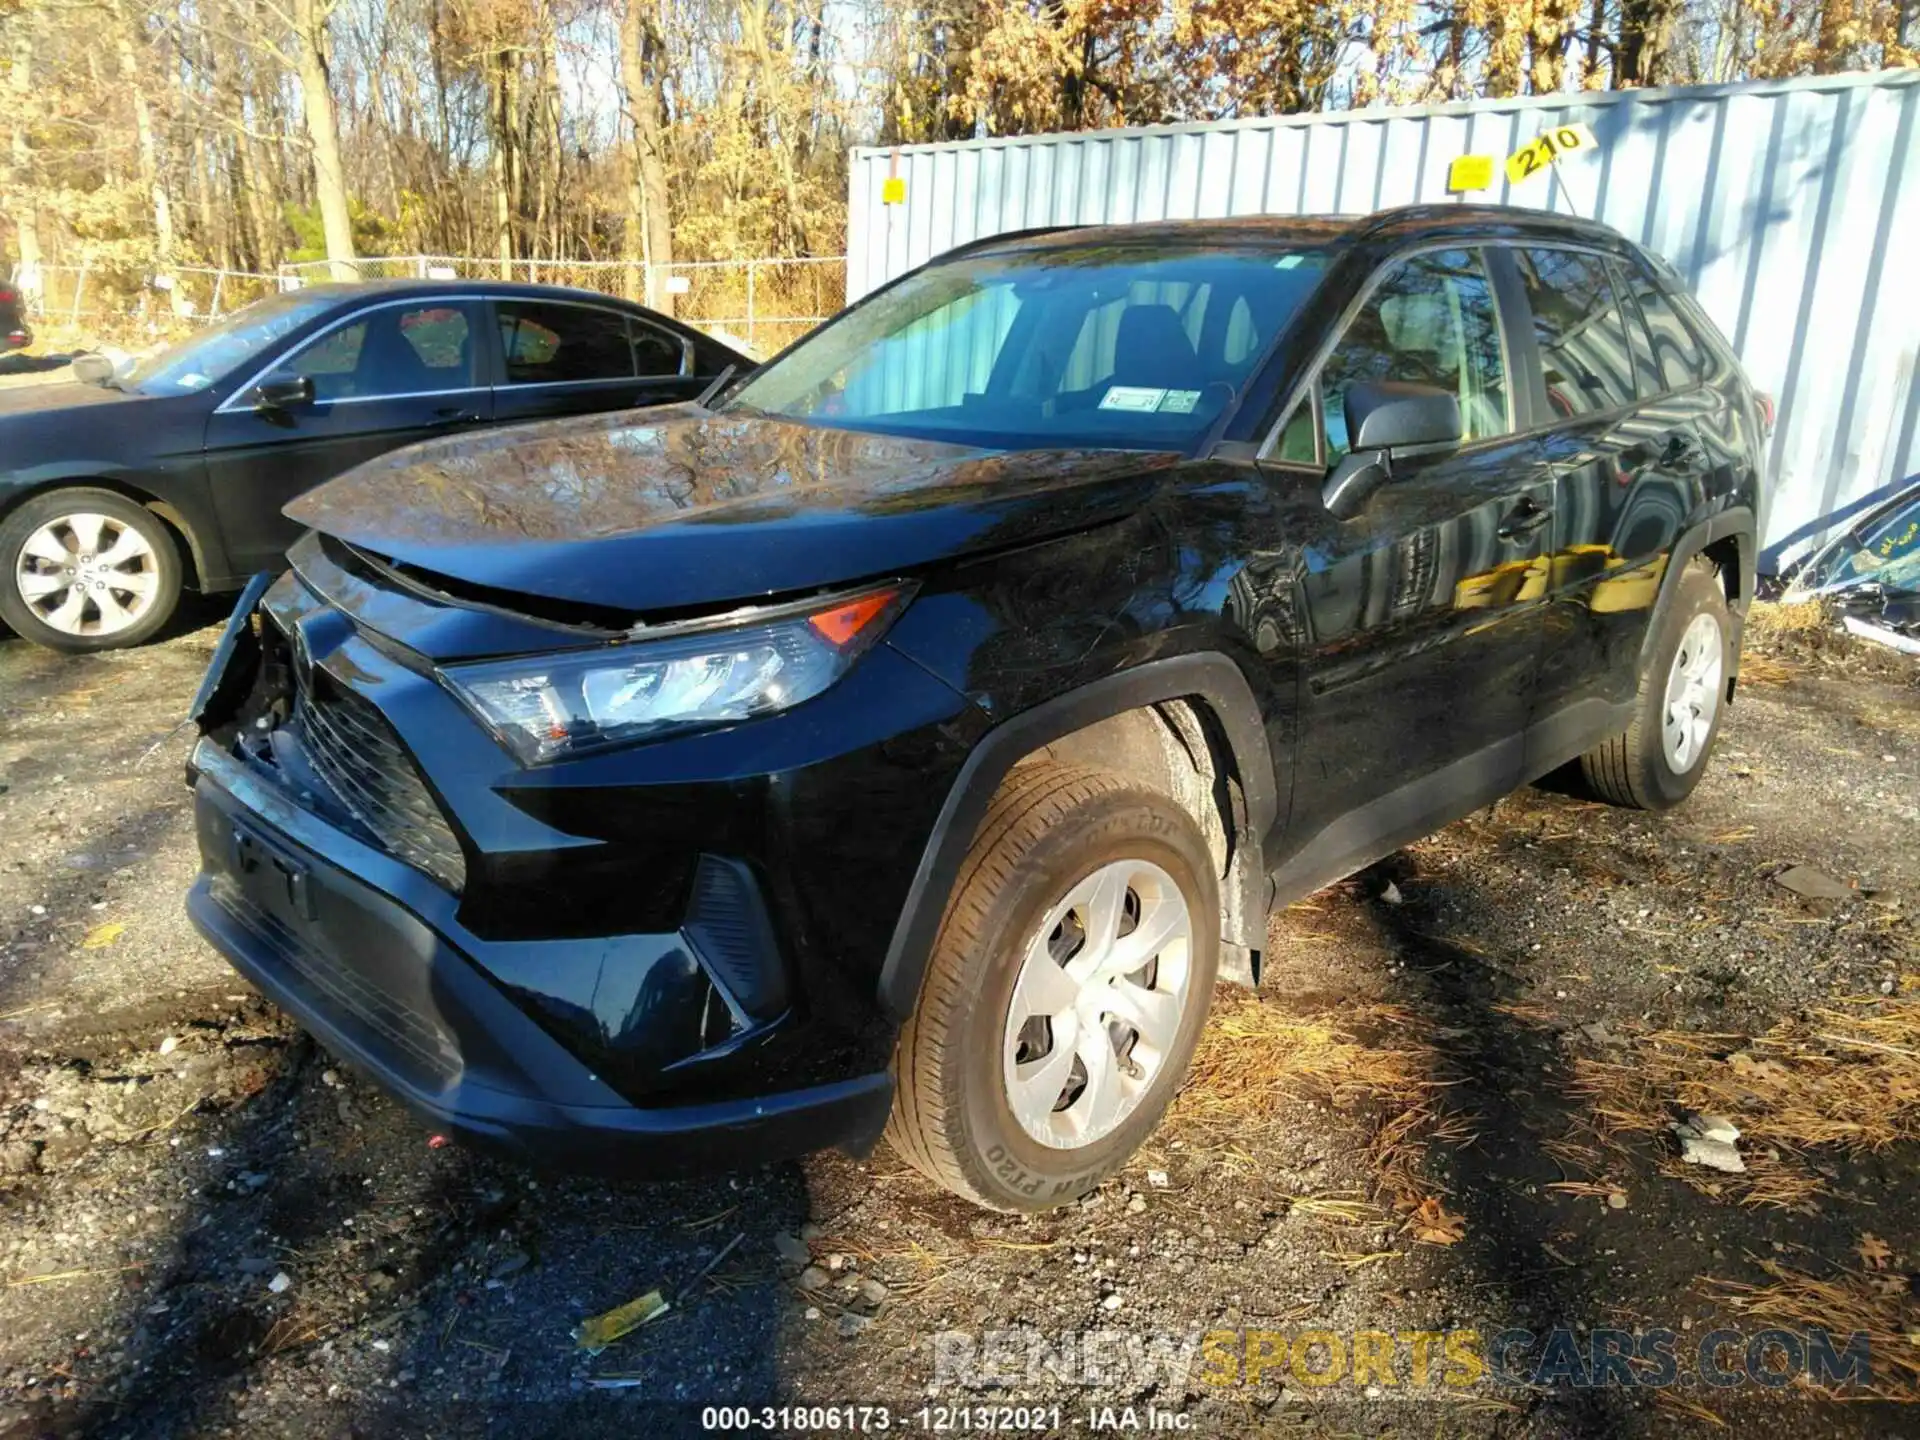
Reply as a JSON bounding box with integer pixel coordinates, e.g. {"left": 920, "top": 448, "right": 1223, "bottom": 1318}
{"left": 1100, "top": 386, "right": 1167, "bottom": 412}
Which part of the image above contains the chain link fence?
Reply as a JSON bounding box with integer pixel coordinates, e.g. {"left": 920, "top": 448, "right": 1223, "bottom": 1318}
{"left": 8, "top": 254, "right": 844, "bottom": 358}
{"left": 10, "top": 263, "right": 284, "bottom": 347}
{"left": 276, "top": 255, "right": 846, "bottom": 358}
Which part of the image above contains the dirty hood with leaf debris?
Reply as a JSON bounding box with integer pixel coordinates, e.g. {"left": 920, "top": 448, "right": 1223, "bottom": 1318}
{"left": 285, "top": 403, "right": 1179, "bottom": 617}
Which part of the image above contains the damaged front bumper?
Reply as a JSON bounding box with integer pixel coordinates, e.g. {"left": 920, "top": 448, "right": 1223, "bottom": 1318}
{"left": 185, "top": 736, "right": 894, "bottom": 1171}
{"left": 177, "top": 554, "right": 981, "bottom": 1173}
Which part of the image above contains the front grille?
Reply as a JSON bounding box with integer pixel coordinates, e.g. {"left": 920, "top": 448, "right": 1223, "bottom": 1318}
{"left": 208, "top": 877, "right": 462, "bottom": 1090}
{"left": 293, "top": 674, "right": 468, "bottom": 893}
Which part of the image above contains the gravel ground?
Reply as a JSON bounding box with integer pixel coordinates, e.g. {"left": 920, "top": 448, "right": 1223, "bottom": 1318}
{"left": 0, "top": 596, "right": 1916, "bottom": 1440}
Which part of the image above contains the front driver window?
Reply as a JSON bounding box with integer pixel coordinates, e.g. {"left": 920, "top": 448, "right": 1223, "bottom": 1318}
{"left": 1321, "top": 248, "right": 1509, "bottom": 461}
{"left": 262, "top": 304, "right": 474, "bottom": 402}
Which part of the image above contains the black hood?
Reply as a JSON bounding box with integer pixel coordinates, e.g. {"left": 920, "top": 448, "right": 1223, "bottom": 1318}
{"left": 0, "top": 379, "right": 146, "bottom": 418}
{"left": 287, "top": 404, "right": 1180, "bottom": 615}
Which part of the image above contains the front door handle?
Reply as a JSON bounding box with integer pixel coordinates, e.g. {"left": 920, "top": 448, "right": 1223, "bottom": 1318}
{"left": 1498, "top": 496, "right": 1554, "bottom": 540}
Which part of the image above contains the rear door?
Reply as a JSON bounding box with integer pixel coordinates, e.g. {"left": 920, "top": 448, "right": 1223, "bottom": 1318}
{"left": 1276, "top": 246, "right": 1559, "bottom": 872}
{"left": 1512, "top": 246, "right": 1721, "bottom": 761}
{"left": 488, "top": 298, "right": 704, "bottom": 425}
{"left": 201, "top": 298, "right": 490, "bottom": 574}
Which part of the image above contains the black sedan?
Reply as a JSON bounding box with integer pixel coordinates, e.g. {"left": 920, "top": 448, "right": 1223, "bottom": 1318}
{"left": 0, "top": 280, "right": 747, "bottom": 650}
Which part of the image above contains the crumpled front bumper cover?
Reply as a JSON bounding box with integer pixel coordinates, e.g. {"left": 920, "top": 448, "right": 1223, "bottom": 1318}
{"left": 185, "top": 736, "right": 894, "bottom": 1174}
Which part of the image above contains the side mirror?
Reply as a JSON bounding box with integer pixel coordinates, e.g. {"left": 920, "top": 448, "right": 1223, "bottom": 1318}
{"left": 1321, "top": 381, "right": 1463, "bottom": 520}
{"left": 252, "top": 375, "right": 315, "bottom": 412}
{"left": 71, "top": 354, "right": 116, "bottom": 385}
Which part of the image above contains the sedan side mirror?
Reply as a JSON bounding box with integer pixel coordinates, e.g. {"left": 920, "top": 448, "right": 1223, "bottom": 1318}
{"left": 1322, "top": 381, "right": 1463, "bottom": 520}
{"left": 252, "top": 375, "right": 315, "bottom": 412}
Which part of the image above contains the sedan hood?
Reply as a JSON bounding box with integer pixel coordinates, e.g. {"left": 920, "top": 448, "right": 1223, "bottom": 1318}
{"left": 0, "top": 379, "right": 145, "bottom": 418}
{"left": 287, "top": 405, "right": 1178, "bottom": 615}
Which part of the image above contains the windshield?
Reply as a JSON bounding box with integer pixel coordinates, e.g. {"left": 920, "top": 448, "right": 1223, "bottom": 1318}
{"left": 724, "top": 241, "right": 1330, "bottom": 450}
{"left": 122, "top": 290, "right": 340, "bottom": 394}
{"left": 1794, "top": 483, "right": 1920, "bottom": 597}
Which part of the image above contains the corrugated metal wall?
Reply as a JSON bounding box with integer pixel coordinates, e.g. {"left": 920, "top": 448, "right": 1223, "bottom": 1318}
{"left": 847, "top": 71, "right": 1920, "bottom": 564}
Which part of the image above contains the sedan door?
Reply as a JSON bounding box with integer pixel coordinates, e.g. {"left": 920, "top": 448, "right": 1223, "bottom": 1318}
{"left": 488, "top": 298, "right": 707, "bottom": 426}
{"left": 1270, "top": 247, "right": 1559, "bottom": 887}
{"left": 201, "top": 299, "right": 491, "bottom": 574}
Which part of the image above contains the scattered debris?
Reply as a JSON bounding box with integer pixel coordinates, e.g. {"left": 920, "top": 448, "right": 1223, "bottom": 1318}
{"left": 795, "top": 1265, "right": 830, "bottom": 1292}
{"left": 1407, "top": 1197, "right": 1466, "bottom": 1246}
{"left": 1672, "top": 1114, "right": 1746, "bottom": 1174}
{"left": 1145, "top": 1169, "right": 1170, "bottom": 1189}
{"left": 79, "top": 922, "right": 126, "bottom": 949}
{"left": 267, "top": 1272, "right": 292, "bottom": 1294}
{"left": 772, "top": 1233, "right": 811, "bottom": 1269}
{"left": 1773, "top": 865, "right": 1854, "bottom": 901}
{"left": 1380, "top": 881, "right": 1404, "bottom": 906}
{"left": 574, "top": 1290, "right": 670, "bottom": 1353}
{"left": 1857, "top": 1233, "right": 1893, "bottom": 1271}
{"left": 1843, "top": 615, "right": 1920, "bottom": 655}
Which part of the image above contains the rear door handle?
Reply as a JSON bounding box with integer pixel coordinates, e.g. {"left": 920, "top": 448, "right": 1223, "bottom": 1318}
{"left": 434, "top": 406, "right": 482, "bottom": 423}
{"left": 1498, "top": 497, "right": 1554, "bottom": 540}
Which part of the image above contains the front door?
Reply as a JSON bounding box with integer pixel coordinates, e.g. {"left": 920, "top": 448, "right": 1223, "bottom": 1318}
{"left": 488, "top": 298, "right": 705, "bottom": 427}
{"left": 1274, "top": 247, "right": 1557, "bottom": 888}
{"left": 202, "top": 299, "right": 491, "bottom": 574}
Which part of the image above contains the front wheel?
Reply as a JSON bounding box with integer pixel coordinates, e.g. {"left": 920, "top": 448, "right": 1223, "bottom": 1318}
{"left": 1579, "top": 559, "right": 1731, "bottom": 810}
{"left": 0, "top": 488, "right": 182, "bottom": 651}
{"left": 885, "top": 763, "right": 1219, "bottom": 1211}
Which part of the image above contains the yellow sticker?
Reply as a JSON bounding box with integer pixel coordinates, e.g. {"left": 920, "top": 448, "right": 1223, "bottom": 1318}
{"left": 1505, "top": 122, "right": 1598, "bottom": 185}
{"left": 575, "top": 1290, "right": 669, "bottom": 1352}
{"left": 1447, "top": 155, "right": 1495, "bottom": 193}
{"left": 881, "top": 176, "right": 906, "bottom": 205}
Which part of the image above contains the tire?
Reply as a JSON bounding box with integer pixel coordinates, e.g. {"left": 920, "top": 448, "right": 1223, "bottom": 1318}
{"left": 885, "top": 762, "right": 1219, "bottom": 1211}
{"left": 0, "top": 487, "right": 182, "bottom": 652}
{"left": 1578, "top": 559, "right": 1731, "bottom": 811}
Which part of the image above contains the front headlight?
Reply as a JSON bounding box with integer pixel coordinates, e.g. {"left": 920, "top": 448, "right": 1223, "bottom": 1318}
{"left": 442, "top": 584, "right": 910, "bottom": 763}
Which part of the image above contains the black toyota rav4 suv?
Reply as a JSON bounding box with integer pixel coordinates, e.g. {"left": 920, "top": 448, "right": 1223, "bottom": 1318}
{"left": 186, "top": 205, "right": 1764, "bottom": 1211}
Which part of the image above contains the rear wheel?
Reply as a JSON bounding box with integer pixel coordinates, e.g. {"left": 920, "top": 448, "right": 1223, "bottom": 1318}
{"left": 0, "top": 488, "right": 181, "bottom": 652}
{"left": 885, "top": 763, "right": 1219, "bottom": 1211}
{"left": 1578, "top": 559, "right": 1730, "bottom": 810}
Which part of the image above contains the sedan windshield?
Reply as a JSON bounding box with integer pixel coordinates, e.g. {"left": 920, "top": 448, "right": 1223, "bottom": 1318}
{"left": 122, "top": 290, "right": 340, "bottom": 394}
{"left": 724, "top": 241, "right": 1329, "bottom": 450}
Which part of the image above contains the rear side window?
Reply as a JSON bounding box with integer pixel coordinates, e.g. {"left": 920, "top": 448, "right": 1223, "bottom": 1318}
{"left": 1513, "top": 247, "right": 1636, "bottom": 418}
{"left": 498, "top": 301, "right": 636, "bottom": 384}
{"left": 1618, "top": 258, "right": 1711, "bottom": 395}
{"left": 1320, "top": 247, "right": 1511, "bottom": 460}
{"left": 631, "top": 321, "right": 685, "bottom": 377}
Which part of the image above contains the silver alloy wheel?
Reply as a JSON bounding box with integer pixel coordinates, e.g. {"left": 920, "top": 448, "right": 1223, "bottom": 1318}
{"left": 1662, "top": 611, "right": 1724, "bottom": 773}
{"left": 1001, "top": 858, "right": 1194, "bottom": 1150}
{"left": 13, "top": 512, "right": 161, "bottom": 638}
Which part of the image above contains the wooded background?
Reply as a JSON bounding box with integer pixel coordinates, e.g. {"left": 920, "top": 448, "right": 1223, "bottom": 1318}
{"left": 1, "top": 0, "right": 1914, "bottom": 317}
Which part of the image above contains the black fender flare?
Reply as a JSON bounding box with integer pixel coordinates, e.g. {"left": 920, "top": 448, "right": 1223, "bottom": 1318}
{"left": 875, "top": 652, "right": 1279, "bottom": 1021}
{"left": 1640, "top": 505, "right": 1756, "bottom": 682}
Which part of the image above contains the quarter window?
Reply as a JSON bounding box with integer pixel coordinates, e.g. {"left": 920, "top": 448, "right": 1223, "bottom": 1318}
{"left": 1320, "top": 248, "right": 1510, "bottom": 461}
{"left": 1513, "top": 248, "right": 1636, "bottom": 418}
{"left": 263, "top": 303, "right": 474, "bottom": 402}
{"left": 498, "top": 302, "right": 637, "bottom": 384}
{"left": 1618, "top": 257, "right": 1710, "bottom": 395}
